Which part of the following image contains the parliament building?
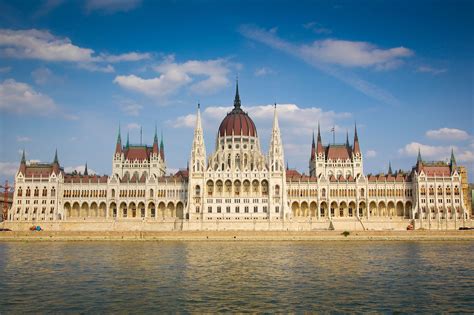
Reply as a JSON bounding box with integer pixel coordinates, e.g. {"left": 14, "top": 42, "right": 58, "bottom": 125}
{"left": 6, "top": 83, "right": 470, "bottom": 230}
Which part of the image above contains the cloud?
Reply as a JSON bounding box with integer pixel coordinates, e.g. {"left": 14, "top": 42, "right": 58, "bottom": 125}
{"left": 119, "top": 100, "right": 143, "bottom": 116}
{"left": 366, "top": 150, "right": 377, "bottom": 158}
{"left": 85, "top": 0, "right": 142, "bottom": 13}
{"left": 64, "top": 165, "right": 97, "bottom": 175}
{"left": 127, "top": 123, "right": 140, "bottom": 130}
{"left": 100, "top": 52, "right": 150, "bottom": 63}
{"left": 0, "top": 29, "right": 149, "bottom": 72}
{"left": 426, "top": 128, "right": 470, "bottom": 141}
{"left": 114, "top": 55, "right": 231, "bottom": 98}
{"left": 34, "top": 0, "right": 64, "bottom": 18}
{"left": 254, "top": 67, "right": 275, "bottom": 77}
{"left": 0, "top": 162, "right": 18, "bottom": 178}
{"left": 0, "top": 66, "right": 11, "bottom": 73}
{"left": 170, "top": 103, "right": 351, "bottom": 137}
{"left": 31, "top": 66, "right": 54, "bottom": 85}
{"left": 416, "top": 65, "right": 447, "bottom": 75}
{"left": 300, "top": 39, "right": 413, "bottom": 69}
{"left": 0, "top": 79, "right": 57, "bottom": 115}
{"left": 398, "top": 142, "right": 473, "bottom": 163}
{"left": 303, "top": 21, "right": 332, "bottom": 35}
{"left": 16, "top": 136, "right": 32, "bottom": 142}
{"left": 239, "top": 25, "right": 406, "bottom": 105}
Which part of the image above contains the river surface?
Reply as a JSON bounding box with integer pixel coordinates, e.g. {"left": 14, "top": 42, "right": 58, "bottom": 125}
{"left": 0, "top": 241, "right": 473, "bottom": 313}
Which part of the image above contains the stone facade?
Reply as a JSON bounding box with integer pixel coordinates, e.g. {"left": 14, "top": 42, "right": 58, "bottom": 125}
{"left": 6, "top": 83, "right": 470, "bottom": 230}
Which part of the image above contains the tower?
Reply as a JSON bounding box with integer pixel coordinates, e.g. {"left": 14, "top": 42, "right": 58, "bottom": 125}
{"left": 268, "top": 104, "right": 287, "bottom": 219}
{"left": 352, "top": 123, "right": 363, "bottom": 177}
{"left": 187, "top": 103, "right": 206, "bottom": 219}
{"left": 310, "top": 123, "right": 326, "bottom": 177}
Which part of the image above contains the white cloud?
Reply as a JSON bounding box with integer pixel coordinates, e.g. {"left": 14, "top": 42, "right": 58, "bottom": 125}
{"left": 0, "top": 79, "right": 57, "bottom": 115}
{"left": 114, "top": 55, "right": 231, "bottom": 98}
{"left": 127, "top": 123, "right": 140, "bottom": 130}
{"left": 303, "top": 21, "right": 332, "bottom": 35}
{"left": 398, "top": 142, "right": 473, "bottom": 164}
{"left": 171, "top": 114, "right": 196, "bottom": 128}
{"left": 426, "top": 128, "right": 469, "bottom": 141}
{"left": 366, "top": 150, "right": 377, "bottom": 158}
{"left": 64, "top": 165, "right": 97, "bottom": 175}
{"left": 300, "top": 39, "right": 412, "bottom": 69}
{"left": 0, "top": 29, "right": 149, "bottom": 72}
{"left": 0, "top": 29, "right": 94, "bottom": 62}
{"left": 100, "top": 52, "right": 150, "bottom": 63}
{"left": 0, "top": 162, "right": 18, "bottom": 178}
{"left": 119, "top": 100, "right": 143, "bottom": 116}
{"left": 254, "top": 67, "right": 275, "bottom": 77}
{"left": 16, "top": 136, "right": 31, "bottom": 142}
{"left": 239, "top": 25, "right": 404, "bottom": 106}
{"left": 416, "top": 65, "right": 447, "bottom": 75}
{"left": 85, "top": 0, "right": 142, "bottom": 13}
{"left": 31, "top": 66, "right": 53, "bottom": 85}
{"left": 0, "top": 66, "right": 11, "bottom": 73}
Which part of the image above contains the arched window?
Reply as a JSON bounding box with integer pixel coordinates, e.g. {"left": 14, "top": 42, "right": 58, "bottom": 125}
{"left": 112, "top": 189, "right": 116, "bottom": 198}
{"left": 195, "top": 185, "right": 201, "bottom": 196}
{"left": 42, "top": 187, "right": 47, "bottom": 197}
{"left": 322, "top": 188, "right": 326, "bottom": 197}
{"left": 34, "top": 187, "right": 39, "bottom": 197}
{"left": 17, "top": 187, "right": 22, "bottom": 197}
{"left": 149, "top": 189, "right": 154, "bottom": 198}
{"left": 275, "top": 185, "right": 280, "bottom": 195}
{"left": 51, "top": 187, "right": 56, "bottom": 197}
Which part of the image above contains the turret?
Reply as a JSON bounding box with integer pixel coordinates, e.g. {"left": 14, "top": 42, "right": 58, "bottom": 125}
{"left": 160, "top": 130, "right": 165, "bottom": 161}
{"left": 152, "top": 124, "right": 159, "bottom": 156}
{"left": 310, "top": 131, "right": 316, "bottom": 161}
{"left": 346, "top": 130, "right": 350, "bottom": 148}
{"left": 450, "top": 148, "right": 457, "bottom": 174}
{"left": 115, "top": 124, "right": 122, "bottom": 155}
{"left": 52, "top": 149, "right": 60, "bottom": 174}
{"left": 19, "top": 149, "right": 26, "bottom": 174}
{"left": 316, "top": 123, "right": 324, "bottom": 155}
{"left": 84, "top": 162, "right": 88, "bottom": 176}
{"left": 388, "top": 161, "right": 393, "bottom": 175}
{"left": 353, "top": 123, "right": 361, "bottom": 155}
{"left": 269, "top": 103, "right": 284, "bottom": 173}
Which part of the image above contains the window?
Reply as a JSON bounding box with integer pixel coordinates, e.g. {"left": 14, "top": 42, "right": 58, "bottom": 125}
{"left": 275, "top": 206, "right": 279, "bottom": 213}
{"left": 254, "top": 206, "right": 258, "bottom": 213}
{"left": 196, "top": 206, "right": 200, "bottom": 213}
{"left": 235, "top": 206, "right": 240, "bottom": 213}
{"left": 244, "top": 206, "right": 249, "bottom": 213}
{"left": 217, "top": 206, "right": 221, "bottom": 213}
{"left": 226, "top": 206, "right": 230, "bottom": 213}
{"left": 208, "top": 206, "right": 212, "bottom": 213}
{"left": 263, "top": 206, "right": 267, "bottom": 213}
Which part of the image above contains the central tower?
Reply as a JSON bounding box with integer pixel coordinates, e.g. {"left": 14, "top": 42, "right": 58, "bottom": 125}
{"left": 186, "top": 81, "right": 288, "bottom": 227}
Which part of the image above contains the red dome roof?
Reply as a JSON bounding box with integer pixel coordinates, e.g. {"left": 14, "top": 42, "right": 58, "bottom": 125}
{"left": 218, "top": 81, "right": 257, "bottom": 137}
{"left": 218, "top": 108, "right": 257, "bottom": 137}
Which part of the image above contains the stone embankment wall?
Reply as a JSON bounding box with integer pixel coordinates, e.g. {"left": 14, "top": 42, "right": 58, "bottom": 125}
{"left": 1, "top": 218, "right": 472, "bottom": 232}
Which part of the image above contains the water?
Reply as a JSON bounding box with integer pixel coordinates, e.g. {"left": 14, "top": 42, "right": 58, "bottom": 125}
{"left": 0, "top": 241, "right": 473, "bottom": 313}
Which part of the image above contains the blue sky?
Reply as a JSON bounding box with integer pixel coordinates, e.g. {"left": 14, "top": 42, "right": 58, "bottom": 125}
{"left": 0, "top": 0, "right": 473, "bottom": 181}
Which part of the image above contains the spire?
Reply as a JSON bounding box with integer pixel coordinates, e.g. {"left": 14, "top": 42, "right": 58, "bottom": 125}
{"left": 417, "top": 147, "right": 422, "bottom": 164}
{"left": 310, "top": 130, "right": 316, "bottom": 161}
{"left": 388, "top": 161, "right": 393, "bottom": 175}
{"left": 153, "top": 123, "right": 159, "bottom": 155}
{"left": 84, "top": 162, "right": 88, "bottom": 176}
{"left": 115, "top": 123, "right": 122, "bottom": 154}
{"left": 53, "top": 149, "right": 58, "bottom": 164}
{"left": 21, "top": 149, "right": 26, "bottom": 164}
{"left": 450, "top": 148, "right": 456, "bottom": 167}
{"left": 160, "top": 130, "right": 165, "bottom": 161}
{"left": 190, "top": 102, "right": 206, "bottom": 174}
{"left": 233, "top": 77, "right": 241, "bottom": 109}
{"left": 346, "top": 130, "right": 349, "bottom": 147}
{"left": 269, "top": 103, "right": 284, "bottom": 173}
{"left": 19, "top": 149, "right": 26, "bottom": 174}
{"left": 353, "top": 122, "right": 361, "bottom": 154}
{"left": 140, "top": 126, "right": 143, "bottom": 145}
{"left": 316, "top": 122, "right": 324, "bottom": 155}
{"left": 126, "top": 132, "right": 129, "bottom": 147}
{"left": 286, "top": 161, "right": 289, "bottom": 171}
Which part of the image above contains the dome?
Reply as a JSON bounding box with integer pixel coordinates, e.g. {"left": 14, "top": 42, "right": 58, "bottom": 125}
{"left": 218, "top": 81, "right": 257, "bottom": 137}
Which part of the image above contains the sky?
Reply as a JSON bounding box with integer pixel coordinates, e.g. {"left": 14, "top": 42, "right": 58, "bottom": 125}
{"left": 0, "top": 0, "right": 473, "bottom": 183}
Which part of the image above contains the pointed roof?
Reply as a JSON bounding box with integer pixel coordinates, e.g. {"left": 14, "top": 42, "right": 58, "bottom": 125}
{"left": 84, "top": 162, "right": 88, "bottom": 176}
{"left": 310, "top": 130, "right": 316, "bottom": 160}
{"left": 115, "top": 123, "right": 122, "bottom": 154}
{"left": 160, "top": 130, "right": 165, "bottom": 161}
{"left": 152, "top": 123, "right": 159, "bottom": 155}
{"left": 417, "top": 147, "right": 422, "bottom": 164}
{"left": 126, "top": 132, "right": 130, "bottom": 147}
{"left": 234, "top": 78, "right": 241, "bottom": 109}
{"left": 450, "top": 148, "right": 456, "bottom": 166}
{"left": 21, "top": 149, "right": 26, "bottom": 164}
{"left": 388, "top": 161, "right": 393, "bottom": 175}
{"left": 316, "top": 122, "right": 324, "bottom": 155}
{"left": 117, "top": 123, "right": 121, "bottom": 143}
{"left": 53, "top": 149, "right": 59, "bottom": 164}
{"left": 353, "top": 123, "right": 361, "bottom": 154}
{"left": 346, "top": 130, "right": 350, "bottom": 147}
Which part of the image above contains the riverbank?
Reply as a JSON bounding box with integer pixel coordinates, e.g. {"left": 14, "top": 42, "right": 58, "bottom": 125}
{"left": 0, "top": 230, "right": 473, "bottom": 241}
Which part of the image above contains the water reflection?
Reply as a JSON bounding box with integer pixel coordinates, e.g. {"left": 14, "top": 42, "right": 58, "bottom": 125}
{"left": 0, "top": 241, "right": 472, "bottom": 313}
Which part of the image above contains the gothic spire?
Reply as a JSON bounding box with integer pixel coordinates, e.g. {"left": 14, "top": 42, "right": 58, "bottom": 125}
{"left": 269, "top": 103, "right": 284, "bottom": 173}
{"left": 310, "top": 130, "right": 316, "bottom": 161}
{"left": 53, "top": 149, "right": 59, "bottom": 164}
{"left": 115, "top": 123, "right": 122, "bottom": 154}
{"left": 160, "top": 130, "right": 165, "bottom": 161}
{"left": 417, "top": 147, "right": 422, "bottom": 164}
{"left": 21, "top": 149, "right": 26, "bottom": 164}
{"left": 353, "top": 122, "right": 361, "bottom": 154}
{"left": 346, "top": 130, "right": 350, "bottom": 147}
{"left": 126, "top": 132, "right": 129, "bottom": 148}
{"left": 388, "top": 161, "right": 393, "bottom": 175}
{"left": 153, "top": 123, "right": 159, "bottom": 155}
{"left": 117, "top": 123, "right": 121, "bottom": 143}
{"left": 450, "top": 148, "right": 456, "bottom": 167}
{"left": 84, "top": 162, "right": 88, "bottom": 176}
{"left": 233, "top": 78, "right": 241, "bottom": 109}
{"left": 316, "top": 122, "right": 324, "bottom": 155}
